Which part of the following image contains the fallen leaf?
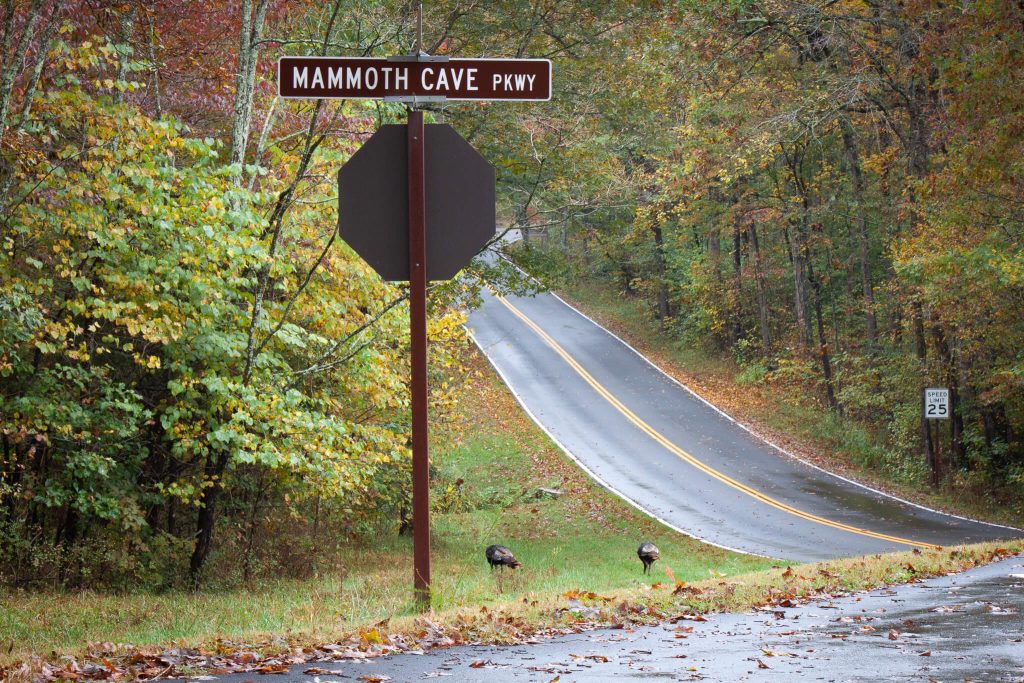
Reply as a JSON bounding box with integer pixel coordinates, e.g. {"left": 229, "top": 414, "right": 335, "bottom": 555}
{"left": 932, "top": 605, "right": 962, "bottom": 613}
{"left": 256, "top": 664, "right": 289, "bottom": 675}
{"left": 671, "top": 613, "right": 707, "bottom": 622}
{"left": 757, "top": 659, "right": 769, "bottom": 669}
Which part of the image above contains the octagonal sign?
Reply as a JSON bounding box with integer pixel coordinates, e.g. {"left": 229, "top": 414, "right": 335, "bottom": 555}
{"left": 338, "top": 124, "right": 496, "bottom": 281}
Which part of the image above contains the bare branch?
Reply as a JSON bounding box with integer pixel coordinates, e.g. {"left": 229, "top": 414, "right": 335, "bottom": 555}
{"left": 294, "top": 294, "right": 408, "bottom": 377}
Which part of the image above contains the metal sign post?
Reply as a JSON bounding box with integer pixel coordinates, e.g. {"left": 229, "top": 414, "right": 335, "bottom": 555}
{"left": 409, "top": 5, "right": 432, "bottom": 607}
{"left": 407, "top": 109, "right": 430, "bottom": 601}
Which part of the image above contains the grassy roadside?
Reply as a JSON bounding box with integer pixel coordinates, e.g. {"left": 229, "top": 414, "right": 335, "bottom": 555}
{"left": 1, "top": 347, "right": 1021, "bottom": 679}
{"left": 554, "top": 277, "right": 1024, "bottom": 528}
{"left": 0, "top": 349, "right": 770, "bottom": 670}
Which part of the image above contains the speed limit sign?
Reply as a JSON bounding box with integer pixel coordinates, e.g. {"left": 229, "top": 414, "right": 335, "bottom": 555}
{"left": 924, "top": 388, "right": 950, "bottom": 420}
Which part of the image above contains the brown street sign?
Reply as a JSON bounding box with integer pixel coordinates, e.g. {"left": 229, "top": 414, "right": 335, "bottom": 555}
{"left": 278, "top": 56, "right": 551, "bottom": 101}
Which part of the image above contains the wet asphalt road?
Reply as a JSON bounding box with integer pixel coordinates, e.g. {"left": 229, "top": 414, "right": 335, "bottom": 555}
{"left": 212, "top": 554, "right": 1024, "bottom": 682}
{"left": 465, "top": 288, "right": 1019, "bottom": 562}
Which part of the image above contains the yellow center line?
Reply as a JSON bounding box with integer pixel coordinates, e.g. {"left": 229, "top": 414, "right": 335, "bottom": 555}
{"left": 496, "top": 294, "right": 939, "bottom": 550}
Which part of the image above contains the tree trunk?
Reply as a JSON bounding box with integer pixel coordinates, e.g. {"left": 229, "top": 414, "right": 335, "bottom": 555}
{"left": 147, "top": 12, "right": 162, "bottom": 119}
{"left": 785, "top": 221, "right": 812, "bottom": 349}
{"left": 228, "top": 0, "right": 271, "bottom": 172}
{"left": 730, "top": 219, "right": 744, "bottom": 345}
{"left": 707, "top": 223, "right": 726, "bottom": 347}
{"left": 807, "top": 259, "right": 840, "bottom": 413}
{"left": 398, "top": 503, "right": 412, "bottom": 536}
{"left": 0, "top": 0, "right": 44, "bottom": 139}
{"left": 189, "top": 452, "right": 227, "bottom": 588}
{"left": 56, "top": 505, "right": 79, "bottom": 586}
{"left": 115, "top": 6, "right": 137, "bottom": 104}
{"left": 930, "top": 321, "right": 966, "bottom": 469}
{"left": 651, "top": 224, "right": 671, "bottom": 323}
{"left": 619, "top": 259, "right": 634, "bottom": 295}
{"left": 747, "top": 223, "right": 772, "bottom": 351}
{"left": 912, "top": 300, "right": 938, "bottom": 484}
{"left": 982, "top": 405, "right": 1011, "bottom": 467}
{"left": 839, "top": 116, "right": 878, "bottom": 348}
{"left": 0, "top": 0, "right": 60, "bottom": 204}
{"left": 241, "top": 466, "right": 267, "bottom": 585}
{"left": 708, "top": 224, "right": 722, "bottom": 285}
{"left": 166, "top": 498, "right": 176, "bottom": 537}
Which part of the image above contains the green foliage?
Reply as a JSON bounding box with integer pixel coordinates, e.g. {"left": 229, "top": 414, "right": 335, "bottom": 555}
{"left": 516, "top": 0, "right": 1024, "bottom": 500}
{"left": 734, "top": 364, "right": 767, "bottom": 387}
{"left": 0, "top": 37, "right": 469, "bottom": 587}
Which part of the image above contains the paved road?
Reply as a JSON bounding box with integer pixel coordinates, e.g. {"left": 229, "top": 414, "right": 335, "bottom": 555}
{"left": 214, "top": 554, "right": 1024, "bottom": 682}
{"left": 465, "top": 286, "right": 1018, "bottom": 562}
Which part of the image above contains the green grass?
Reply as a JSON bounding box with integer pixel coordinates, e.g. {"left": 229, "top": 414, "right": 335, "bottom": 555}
{"left": 0, "top": 351, "right": 771, "bottom": 667}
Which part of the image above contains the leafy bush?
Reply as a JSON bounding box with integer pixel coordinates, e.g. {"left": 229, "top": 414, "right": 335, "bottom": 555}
{"left": 0, "top": 42, "right": 469, "bottom": 588}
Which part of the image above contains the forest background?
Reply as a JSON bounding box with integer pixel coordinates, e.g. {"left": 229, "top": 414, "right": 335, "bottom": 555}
{"left": 1, "top": 0, "right": 1021, "bottom": 592}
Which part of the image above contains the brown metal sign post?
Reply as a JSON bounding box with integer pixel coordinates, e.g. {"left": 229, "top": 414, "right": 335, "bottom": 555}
{"left": 407, "top": 110, "right": 430, "bottom": 600}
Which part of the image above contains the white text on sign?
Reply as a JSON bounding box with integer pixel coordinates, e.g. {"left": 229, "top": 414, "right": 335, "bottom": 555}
{"left": 278, "top": 57, "right": 552, "bottom": 102}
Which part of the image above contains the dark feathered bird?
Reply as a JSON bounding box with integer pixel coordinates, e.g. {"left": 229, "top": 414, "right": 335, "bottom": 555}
{"left": 637, "top": 542, "right": 660, "bottom": 575}
{"left": 485, "top": 544, "right": 522, "bottom": 570}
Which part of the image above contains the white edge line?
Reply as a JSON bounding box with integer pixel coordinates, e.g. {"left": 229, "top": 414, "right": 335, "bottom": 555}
{"left": 485, "top": 243, "right": 1021, "bottom": 535}
{"left": 543, "top": 289, "right": 1022, "bottom": 535}
{"left": 465, "top": 328, "right": 777, "bottom": 561}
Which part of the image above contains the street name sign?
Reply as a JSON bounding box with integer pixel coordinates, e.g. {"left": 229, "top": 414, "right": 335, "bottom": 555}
{"left": 924, "top": 387, "right": 950, "bottom": 420}
{"left": 278, "top": 56, "right": 551, "bottom": 101}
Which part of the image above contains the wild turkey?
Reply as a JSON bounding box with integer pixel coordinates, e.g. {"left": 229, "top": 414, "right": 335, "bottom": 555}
{"left": 637, "top": 542, "right": 660, "bottom": 575}
{"left": 485, "top": 544, "right": 522, "bottom": 570}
